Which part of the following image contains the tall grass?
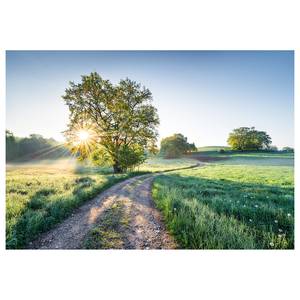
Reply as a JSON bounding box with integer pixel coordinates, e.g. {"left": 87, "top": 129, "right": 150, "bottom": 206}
{"left": 6, "top": 171, "right": 132, "bottom": 249}
{"left": 6, "top": 157, "right": 197, "bottom": 249}
{"left": 152, "top": 163, "right": 294, "bottom": 249}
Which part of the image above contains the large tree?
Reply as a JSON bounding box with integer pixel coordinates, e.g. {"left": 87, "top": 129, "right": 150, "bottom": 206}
{"left": 227, "top": 127, "right": 272, "bottom": 151}
{"left": 160, "top": 133, "right": 196, "bottom": 158}
{"left": 62, "top": 72, "right": 160, "bottom": 173}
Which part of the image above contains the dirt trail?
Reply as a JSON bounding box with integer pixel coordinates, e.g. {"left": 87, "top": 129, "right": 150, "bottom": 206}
{"left": 30, "top": 164, "right": 201, "bottom": 250}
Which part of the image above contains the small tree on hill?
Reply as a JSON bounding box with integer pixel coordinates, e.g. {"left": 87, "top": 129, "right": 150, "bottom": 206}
{"left": 227, "top": 127, "right": 271, "bottom": 151}
{"left": 160, "top": 133, "right": 196, "bottom": 158}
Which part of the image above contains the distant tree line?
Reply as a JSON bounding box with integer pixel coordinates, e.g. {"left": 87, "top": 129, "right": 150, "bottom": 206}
{"left": 6, "top": 130, "right": 69, "bottom": 162}
{"left": 282, "top": 146, "right": 294, "bottom": 153}
{"left": 160, "top": 133, "right": 197, "bottom": 158}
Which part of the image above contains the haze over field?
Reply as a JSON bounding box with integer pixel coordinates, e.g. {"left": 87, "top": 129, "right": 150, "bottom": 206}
{"left": 6, "top": 51, "right": 294, "bottom": 148}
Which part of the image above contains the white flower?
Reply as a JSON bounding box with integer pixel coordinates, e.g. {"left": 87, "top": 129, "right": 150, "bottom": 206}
{"left": 249, "top": 219, "right": 253, "bottom": 222}
{"left": 278, "top": 229, "right": 283, "bottom": 233}
{"left": 274, "top": 220, "right": 278, "bottom": 223}
{"left": 287, "top": 213, "right": 291, "bottom": 217}
{"left": 255, "top": 205, "right": 258, "bottom": 208}
{"left": 269, "top": 242, "right": 274, "bottom": 247}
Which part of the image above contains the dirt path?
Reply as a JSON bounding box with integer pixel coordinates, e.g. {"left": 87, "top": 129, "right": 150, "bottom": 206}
{"left": 30, "top": 164, "right": 201, "bottom": 250}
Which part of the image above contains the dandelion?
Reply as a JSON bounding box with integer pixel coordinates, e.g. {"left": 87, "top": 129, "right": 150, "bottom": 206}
{"left": 269, "top": 242, "right": 274, "bottom": 247}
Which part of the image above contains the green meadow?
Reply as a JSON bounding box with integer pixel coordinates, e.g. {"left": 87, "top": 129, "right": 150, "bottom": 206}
{"left": 6, "top": 157, "right": 196, "bottom": 249}
{"left": 152, "top": 152, "right": 294, "bottom": 249}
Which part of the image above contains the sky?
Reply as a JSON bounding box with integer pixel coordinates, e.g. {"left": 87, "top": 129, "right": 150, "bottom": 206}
{"left": 6, "top": 50, "right": 294, "bottom": 148}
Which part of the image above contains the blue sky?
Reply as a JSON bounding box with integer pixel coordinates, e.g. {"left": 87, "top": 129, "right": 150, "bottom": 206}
{"left": 6, "top": 51, "right": 294, "bottom": 148}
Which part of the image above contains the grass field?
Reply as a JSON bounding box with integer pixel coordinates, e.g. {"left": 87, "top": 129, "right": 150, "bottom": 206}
{"left": 197, "top": 146, "right": 230, "bottom": 152}
{"left": 152, "top": 152, "right": 294, "bottom": 249}
{"left": 6, "top": 157, "right": 196, "bottom": 249}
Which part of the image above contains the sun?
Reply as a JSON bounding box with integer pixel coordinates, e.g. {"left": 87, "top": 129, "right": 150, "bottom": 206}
{"left": 77, "top": 130, "right": 90, "bottom": 142}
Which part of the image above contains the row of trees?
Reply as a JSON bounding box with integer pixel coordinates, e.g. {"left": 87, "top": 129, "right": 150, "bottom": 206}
{"left": 6, "top": 130, "right": 67, "bottom": 161}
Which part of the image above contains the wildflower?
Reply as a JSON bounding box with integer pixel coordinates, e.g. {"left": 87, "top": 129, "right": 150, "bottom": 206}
{"left": 278, "top": 229, "right": 283, "bottom": 233}
{"left": 249, "top": 219, "right": 253, "bottom": 222}
{"left": 269, "top": 242, "right": 274, "bottom": 247}
{"left": 274, "top": 220, "right": 278, "bottom": 223}
{"left": 173, "top": 208, "right": 177, "bottom": 211}
{"left": 255, "top": 205, "right": 258, "bottom": 208}
{"left": 287, "top": 213, "right": 291, "bottom": 217}
{"left": 278, "top": 234, "right": 282, "bottom": 238}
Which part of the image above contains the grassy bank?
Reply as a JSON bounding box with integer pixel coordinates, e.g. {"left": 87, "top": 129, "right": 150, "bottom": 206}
{"left": 152, "top": 153, "right": 294, "bottom": 249}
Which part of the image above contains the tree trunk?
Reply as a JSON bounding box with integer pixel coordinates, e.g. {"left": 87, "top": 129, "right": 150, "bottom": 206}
{"left": 113, "top": 163, "right": 123, "bottom": 174}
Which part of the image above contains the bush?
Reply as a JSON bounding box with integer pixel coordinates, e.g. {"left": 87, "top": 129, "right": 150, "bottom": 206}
{"left": 160, "top": 133, "right": 196, "bottom": 158}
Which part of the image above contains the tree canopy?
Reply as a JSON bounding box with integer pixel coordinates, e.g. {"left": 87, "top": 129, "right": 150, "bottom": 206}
{"left": 62, "top": 72, "right": 160, "bottom": 173}
{"left": 227, "top": 127, "right": 272, "bottom": 151}
{"left": 160, "top": 133, "right": 196, "bottom": 158}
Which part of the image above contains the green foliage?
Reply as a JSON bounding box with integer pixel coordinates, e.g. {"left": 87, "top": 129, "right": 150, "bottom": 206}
{"left": 6, "top": 130, "right": 68, "bottom": 162}
{"left": 117, "top": 144, "right": 146, "bottom": 172}
{"left": 160, "top": 133, "right": 196, "bottom": 158}
{"left": 227, "top": 127, "right": 272, "bottom": 151}
{"left": 62, "top": 72, "right": 160, "bottom": 173}
{"left": 282, "top": 146, "right": 294, "bottom": 153}
{"left": 152, "top": 155, "right": 294, "bottom": 249}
